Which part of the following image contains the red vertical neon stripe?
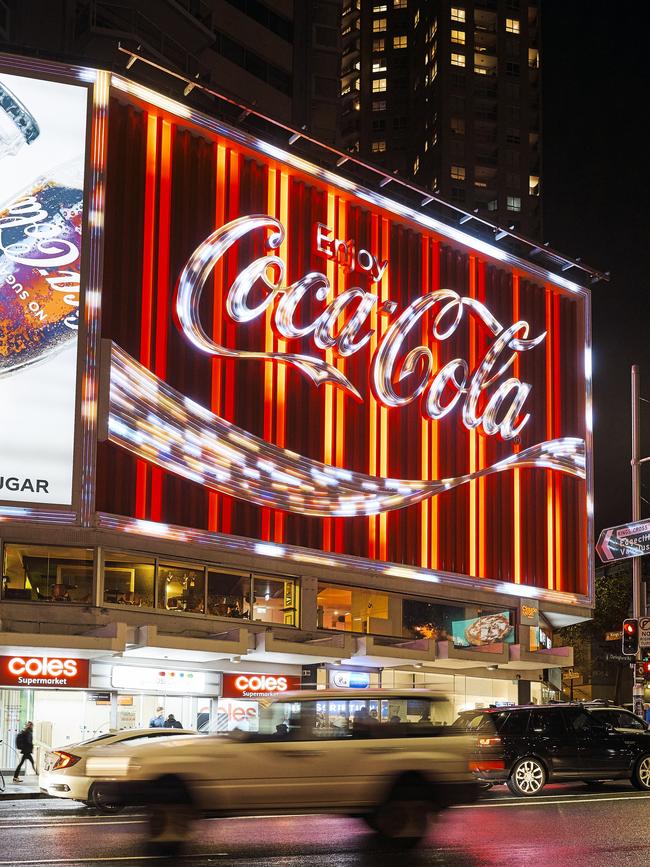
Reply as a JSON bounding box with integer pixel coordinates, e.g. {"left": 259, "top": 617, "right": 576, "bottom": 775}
{"left": 135, "top": 113, "right": 159, "bottom": 519}
{"left": 221, "top": 148, "right": 239, "bottom": 535}
{"left": 208, "top": 142, "right": 227, "bottom": 532}
{"left": 512, "top": 272, "right": 521, "bottom": 583}
{"left": 367, "top": 213, "right": 380, "bottom": 560}
{"left": 545, "top": 288, "right": 555, "bottom": 589}
{"left": 150, "top": 119, "right": 172, "bottom": 522}
{"left": 274, "top": 169, "right": 290, "bottom": 543}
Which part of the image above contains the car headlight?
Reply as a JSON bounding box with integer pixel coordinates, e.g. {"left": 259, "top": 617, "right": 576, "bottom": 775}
{"left": 85, "top": 756, "right": 135, "bottom": 777}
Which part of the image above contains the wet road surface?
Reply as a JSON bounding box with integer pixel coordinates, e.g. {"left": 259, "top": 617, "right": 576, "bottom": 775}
{"left": 1, "top": 781, "right": 649, "bottom": 866}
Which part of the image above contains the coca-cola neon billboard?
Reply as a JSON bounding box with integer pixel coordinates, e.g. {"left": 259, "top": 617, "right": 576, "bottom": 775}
{"left": 93, "top": 75, "right": 591, "bottom": 600}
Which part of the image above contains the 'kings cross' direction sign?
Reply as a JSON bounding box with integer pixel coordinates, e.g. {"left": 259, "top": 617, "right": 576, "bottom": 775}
{"left": 596, "top": 520, "right": 650, "bottom": 563}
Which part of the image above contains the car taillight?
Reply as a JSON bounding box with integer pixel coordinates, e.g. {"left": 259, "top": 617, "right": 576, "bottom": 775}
{"left": 478, "top": 736, "right": 502, "bottom": 748}
{"left": 469, "top": 759, "right": 506, "bottom": 772}
{"left": 52, "top": 751, "right": 81, "bottom": 770}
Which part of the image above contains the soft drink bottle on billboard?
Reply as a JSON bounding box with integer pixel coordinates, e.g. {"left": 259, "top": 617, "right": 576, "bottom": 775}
{"left": 0, "top": 80, "right": 84, "bottom": 377}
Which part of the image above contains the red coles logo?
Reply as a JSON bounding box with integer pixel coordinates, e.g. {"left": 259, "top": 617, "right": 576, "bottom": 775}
{"left": 0, "top": 656, "right": 89, "bottom": 688}
{"left": 222, "top": 673, "right": 301, "bottom": 699}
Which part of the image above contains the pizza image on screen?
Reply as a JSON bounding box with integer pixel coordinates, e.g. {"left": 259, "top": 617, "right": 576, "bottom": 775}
{"left": 462, "top": 613, "right": 513, "bottom": 646}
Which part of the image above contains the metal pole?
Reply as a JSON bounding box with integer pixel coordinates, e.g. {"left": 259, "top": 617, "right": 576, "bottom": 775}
{"left": 632, "top": 365, "right": 643, "bottom": 715}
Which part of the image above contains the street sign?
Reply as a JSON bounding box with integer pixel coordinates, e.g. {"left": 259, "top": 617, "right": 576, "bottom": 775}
{"left": 639, "top": 617, "right": 650, "bottom": 649}
{"left": 562, "top": 669, "right": 581, "bottom": 681}
{"left": 605, "top": 631, "right": 623, "bottom": 641}
{"left": 596, "top": 519, "right": 650, "bottom": 563}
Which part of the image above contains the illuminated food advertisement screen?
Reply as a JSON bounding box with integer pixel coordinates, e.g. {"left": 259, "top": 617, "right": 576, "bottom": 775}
{"left": 95, "top": 78, "right": 590, "bottom": 600}
{"left": 451, "top": 612, "right": 515, "bottom": 648}
{"left": 0, "top": 71, "right": 88, "bottom": 505}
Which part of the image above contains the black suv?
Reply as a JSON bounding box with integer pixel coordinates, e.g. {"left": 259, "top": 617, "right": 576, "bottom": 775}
{"left": 455, "top": 703, "right": 650, "bottom": 796}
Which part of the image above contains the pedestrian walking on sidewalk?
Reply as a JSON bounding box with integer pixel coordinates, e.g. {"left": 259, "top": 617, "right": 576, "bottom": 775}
{"left": 13, "top": 721, "right": 36, "bottom": 783}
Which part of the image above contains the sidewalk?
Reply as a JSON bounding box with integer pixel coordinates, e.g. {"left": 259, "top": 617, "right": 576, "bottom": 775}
{"left": 1, "top": 774, "right": 47, "bottom": 800}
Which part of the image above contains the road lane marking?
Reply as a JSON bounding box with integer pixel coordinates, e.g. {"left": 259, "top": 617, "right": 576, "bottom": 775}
{"left": 453, "top": 793, "right": 650, "bottom": 808}
{"left": 0, "top": 856, "right": 229, "bottom": 865}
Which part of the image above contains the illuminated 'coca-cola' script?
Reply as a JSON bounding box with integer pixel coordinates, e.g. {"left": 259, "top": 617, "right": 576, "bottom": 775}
{"left": 175, "top": 215, "right": 546, "bottom": 442}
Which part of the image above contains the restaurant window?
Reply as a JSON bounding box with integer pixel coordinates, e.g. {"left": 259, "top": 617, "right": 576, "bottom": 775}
{"left": 2, "top": 544, "right": 93, "bottom": 603}
{"left": 252, "top": 575, "right": 298, "bottom": 626}
{"left": 157, "top": 562, "right": 205, "bottom": 614}
{"left": 103, "top": 551, "right": 154, "bottom": 608}
{"left": 207, "top": 569, "right": 250, "bottom": 618}
{"left": 403, "top": 598, "right": 515, "bottom": 646}
{"left": 317, "top": 582, "right": 391, "bottom": 635}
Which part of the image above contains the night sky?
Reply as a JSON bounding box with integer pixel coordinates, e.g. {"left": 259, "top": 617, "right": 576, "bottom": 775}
{"left": 542, "top": 1, "right": 650, "bottom": 536}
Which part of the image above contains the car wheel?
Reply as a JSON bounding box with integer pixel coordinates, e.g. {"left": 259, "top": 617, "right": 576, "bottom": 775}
{"left": 88, "top": 784, "right": 124, "bottom": 814}
{"left": 370, "top": 778, "right": 433, "bottom": 848}
{"left": 631, "top": 755, "right": 650, "bottom": 790}
{"left": 507, "top": 758, "right": 547, "bottom": 796}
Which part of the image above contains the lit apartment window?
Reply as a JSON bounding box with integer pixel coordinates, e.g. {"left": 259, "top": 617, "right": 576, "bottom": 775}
{"left": 451, "top": 7, "right": 465, "bottom": 23}
{"left": 529, "top": 175, "right": 540, "bottom": 196}
{"left": 341, "top": 83, "right": 352, "bottom": 96}
{"left": 428, "top": 19, "right": 438, "bottom": 41}
{"left": 373, "top": 17, "right": 387, "bottom": 32}
{"left": 431, "top": 131, "right": 438, "bottom": 146}
{"left": 451, "top": 117, "right": 465, "bottom": 135}
{"left": 506, "top": 18, "right": 520, "bottom": 34}
{"left": 474, "top": 65, "right": 488, "bottom": 75}
{"left": 451, "top": 165, "right": 465, "bottom": 180}
{"left": 372, "top": 140, "right": 387, "bottom": 152}
{"left": 373, "top": 38, "right": 385, "bottom": 51}
{"left": 414, "top": 9, "right": 420, "bottom": 26}
{"left": 394, "top": 0, "right": 407, "bottom": 7}
{"left": 451, "top": 29, "right": 465, "bottom": 44}
{"left": 451, "top": 53, "right": 466, "bottom": 67}
{"left": 529, "top": 48, "right": 540, "bottom": 69}
{"left": 507, "top": 195, "right": 521, "bottom": 212}
{"left": 431, "top": 61, "right": 438, "bottom": 81}
{"left": 372, "top": 78, "right": 387, "bottom": 92}
{"left": 353, "top": 99, "right": 360, "bottom": 110}
{"left": 373, "top": 59, "right": 387, "bottom": 72}
{"left": 373, "top": 3, "right": 388, "bottom": 11}
{"left": 413, "top": 156, "right": 420, "bottom": 173}
{"left": 393, "top": 35, "right": 408, "bottom": 48}
{"left": 488, "top": 199, "right": 498, "bottom": 211}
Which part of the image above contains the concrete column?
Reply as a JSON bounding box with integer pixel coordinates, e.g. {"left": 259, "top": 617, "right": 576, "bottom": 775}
{"left": 300, "top": 575, "right": 319, "bottom": 631}
{"left": 517, "top": 678, "right": 531, "bottom": 705}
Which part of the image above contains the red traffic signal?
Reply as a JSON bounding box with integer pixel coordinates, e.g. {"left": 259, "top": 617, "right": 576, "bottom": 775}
{"left": 641, "top": 660, "right": 650, "bottom": 677}
{"left": 622, "top": 619, "right": 639, "bottom": 655}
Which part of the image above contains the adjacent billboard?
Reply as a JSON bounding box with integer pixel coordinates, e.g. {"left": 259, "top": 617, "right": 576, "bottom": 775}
{"left": 0, "top": 70, "right": 88, "bottom": 506}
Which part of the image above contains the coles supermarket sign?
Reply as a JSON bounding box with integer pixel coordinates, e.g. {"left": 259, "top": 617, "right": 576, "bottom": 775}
{"left": 222, "top": 673, "right": 302, "bottom": 700}
{"left": 0, "top": 655, "right": 89, "bottom": 688}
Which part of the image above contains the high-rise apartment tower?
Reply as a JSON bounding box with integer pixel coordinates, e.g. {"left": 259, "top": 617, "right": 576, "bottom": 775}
{"left": 340, "top": 0, "right": 541, "bottom": 238}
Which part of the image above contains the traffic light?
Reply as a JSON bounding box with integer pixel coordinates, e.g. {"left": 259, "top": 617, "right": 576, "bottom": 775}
{"left": 641, "top": 659, "right": 650, "bottom": 679}
{"left": 622, "top": 619, "right": 639, "bottom": 655}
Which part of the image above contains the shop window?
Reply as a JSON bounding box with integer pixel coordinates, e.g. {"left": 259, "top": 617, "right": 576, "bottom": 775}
{"left": 2, "top": 544, "right": 93, "bottom": 603}
{"left": 207, "top": 569, "right": 250, "bottom": 618}
{"left": 317, "top": 582, "right": 391, "bottom": 635}
{"left": 252, "top": 575, "right": 298, "bottom": 626}
{"left": 157, "top": 562, "right": 205, "bottom": 614}
{"left": 103, "top": 551, "right": 155, "bottom": 608}
{"left": 402, "top": 598, "right": 515, "bottom": 646}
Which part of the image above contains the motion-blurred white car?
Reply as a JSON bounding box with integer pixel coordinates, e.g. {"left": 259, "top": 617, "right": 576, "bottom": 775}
{"left": 86, "top": 689, "right": 478, "bottom": 853}
{"left": 39, "top": 728, "right": 196, "bottom": 811}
